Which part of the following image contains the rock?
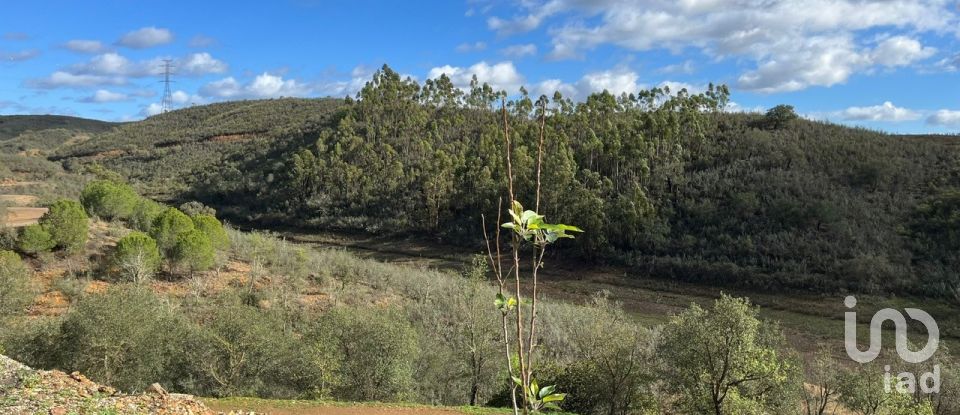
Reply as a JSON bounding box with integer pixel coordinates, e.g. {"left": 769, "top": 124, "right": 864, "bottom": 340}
{"left": 98, "top": 385, "right": 117, "bottom": 395}
{"left": 146, "top": 382, "right": 168, "bottom": 395}
{"left": 48, "top": 406, "right": 67, "bottom": 415}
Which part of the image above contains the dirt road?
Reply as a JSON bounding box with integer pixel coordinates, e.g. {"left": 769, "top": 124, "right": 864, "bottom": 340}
{"left": 1, "top": 207, "right": 47, "bottom": 227}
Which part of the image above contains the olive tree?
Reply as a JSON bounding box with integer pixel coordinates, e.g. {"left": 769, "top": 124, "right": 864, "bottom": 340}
{"left": 658, "top": 294, "right": 801, "bottom": 415}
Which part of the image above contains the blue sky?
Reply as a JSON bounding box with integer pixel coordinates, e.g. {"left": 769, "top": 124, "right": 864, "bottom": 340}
{"left": 1, "top": 0, "right": 958, "bottom": 133}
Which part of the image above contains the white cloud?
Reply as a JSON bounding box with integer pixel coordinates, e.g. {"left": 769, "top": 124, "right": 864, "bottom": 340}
{"left": 838, "top": 101, "right": 921, "bottom": 122}
{"left": 316, "top": 65, "right": 372, "bottom": 97}
{"left": 870, "top": 36, "right": 936, "bottom": 67}
{"left": 0, "top": 49, "right": 39, "bottom": 62}
{"left": 27, "top": 71, "right": 125, "bottom": 89}
{"left": 427, "top": 61, "right": 525, "bottom": 93}
{"left": 142, "top": 103, "right": 164, "bottom": 117}
{"left": 500, "top": 44, "right": 537, "bottom": 58}
{"left": 188, "top": 35, "right": 217, "bottom": 48}
{"left": 933, "top": 53, "right": 960, "bottom": 72}
{"left": 65, "top": 52, "right": 227, "bottom": 79}
{"left": 927, "top": 110, "right": 960, "bottom": 127}
{"left": 490, "top": 0, "right": 954, "bottom": 91}
{"left": 200, "top": 73, "right": 311, "bottom": 99}
{"left": 171, "top": 90, "right": 204, "bottom": 105}
{"left": 118, "top": 27, "right": 173, "bottom": 49}
{"left": 64, "top": 40, "right": 106, "bottom": 54}
{"left": 80, "top": 89, "right": 128, "bottom": 103}
{"left": 658, "top": 60, "right": 695, "bottom": 75}
{"left": 534, "top": 66, "right": 639, "bottom": 101}
{"left": 456, "top": 41, "right": 487, "bottom": 53}
{"left": 179, "top": 52, "right": 228, "bottom": 75}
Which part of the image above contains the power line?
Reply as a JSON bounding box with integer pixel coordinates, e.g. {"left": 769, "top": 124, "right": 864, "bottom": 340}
{"left": 159, "top": 59, "right": 175, "bottom": 114}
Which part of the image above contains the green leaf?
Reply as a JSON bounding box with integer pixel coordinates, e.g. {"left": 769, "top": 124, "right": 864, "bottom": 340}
{"left": 539, "top": 384, "right": 555, "bottom": 399}
{"left": 542, "top": 393, "right": 566, "bottom": 403}
{"left": 495, "top": 293, "right": 506, "bottom": 309}
{"left": 501, "top": 222, "right": 516, "bottom": 229}
{"left": 511, "top": 376, "right": 523, "bottom": 386}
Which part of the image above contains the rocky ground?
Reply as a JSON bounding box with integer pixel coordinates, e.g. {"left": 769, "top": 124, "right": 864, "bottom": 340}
{"left": 0, "top": 354, "right": 235, "bottom": 415}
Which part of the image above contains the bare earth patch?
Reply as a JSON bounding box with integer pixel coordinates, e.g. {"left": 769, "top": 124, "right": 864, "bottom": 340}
{"left": 1, "top": 207, "right": 48, "bottom": 228}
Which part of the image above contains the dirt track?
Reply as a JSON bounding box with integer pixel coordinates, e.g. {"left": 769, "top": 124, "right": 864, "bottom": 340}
{"left": 0, "top": 194, "right": 38, "bottom": 205}
{"left": 1, "top": 207, "right": 47, "bottom": 227}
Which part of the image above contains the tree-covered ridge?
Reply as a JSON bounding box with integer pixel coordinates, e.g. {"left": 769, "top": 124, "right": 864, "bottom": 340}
{"left": 0, "top": 115, "right": 115, "bottom": 142}
{"left": 56, "top": 98, "right": 343, "bottom": 158}
{"left": 57, "top": 65, "right": 960, "bottom": 298}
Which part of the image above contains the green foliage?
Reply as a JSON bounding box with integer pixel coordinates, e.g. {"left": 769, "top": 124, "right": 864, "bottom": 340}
{"left": 44, "top": 286, "right": 190, "bottom": 391}
{"left": 80, "top": 179, "right": 139, "bottom": 220}
{"left": 186, "top": 300, "right": 324, "bottom": 398}
{"left": 112, "top": 232, "right": 161, "bottom": 283}
{"left": 0, "top": 250, "right": 31, "bottom": 316}
{"left": 191, "top": 213, "right": 229, "bottom": 250}
{"left": 51, "top": 69, "right": 960, "bottom": 296}
{"left": 311, "top": 306, "right": 418, "bottom": 402}
{"left": 130, "top": 198, "right": 166, "bottom": 232}
{"left": 179, "top": 201, "right": 216, "bottom": 217}
{"left": 764, "top": 104, "right": 799, "bottom": 130}
{"left": 16, "top": 224, "right": 54, "bottom": 255}
{"left": 39, "top": 199, "right": 88, "bottom": 252}
{"left": 658, "top": 294, "right": 801, "bottom": 414}
{"left": 150, "top": 207, "right": 194, "bottom": 255}
{"left": 172, "top": 229, "right": 215, "bottom": 273}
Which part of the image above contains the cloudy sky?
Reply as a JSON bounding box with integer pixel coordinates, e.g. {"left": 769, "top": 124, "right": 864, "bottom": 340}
{"left": 0, "top": 0, "right": 958, "bottom": 133}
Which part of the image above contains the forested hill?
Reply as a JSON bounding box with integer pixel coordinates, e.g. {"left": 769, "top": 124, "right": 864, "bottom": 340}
{"left": 53, "top": 66, "right": 960, "bottom": 298}
{"left": 0, "top": 115, "right": 115, "bottom": 141}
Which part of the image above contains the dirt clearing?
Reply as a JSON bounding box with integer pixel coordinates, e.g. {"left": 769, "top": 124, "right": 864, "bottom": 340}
{"left": 1, "top": 207, "right": 47, "bottom": 227}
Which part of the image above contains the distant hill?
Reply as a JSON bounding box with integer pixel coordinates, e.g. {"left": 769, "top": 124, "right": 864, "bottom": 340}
{"left": 0, "top": 115, "right": 115, "bottom": 141}
{"left": 50, "top": 72, "right": 960, "bottom": 298}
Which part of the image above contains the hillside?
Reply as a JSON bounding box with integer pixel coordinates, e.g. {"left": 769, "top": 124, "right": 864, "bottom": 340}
{"left": 50, "top": 69, "right": 960, "bottom": 299}
{"left": 0, "top": 115, "right": 115, "bottom": 142}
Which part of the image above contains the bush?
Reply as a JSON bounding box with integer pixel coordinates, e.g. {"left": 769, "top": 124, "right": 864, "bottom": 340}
{"left": 310, "top": 306, "right": 418, "bottom": 402}
{"left": 130, "top": 198, "right": 166, "bottom": 232}
{"left": 191, "top": 214, "right": 229, "bottom": 251}
{"left": 112, "top": 232, "right": 161, "bottom": 283}
{"left": 17, "top": 224, "right": 54, "bottom": 255}
{"left": 150, "top": 208, "right": 194, "bottom": 255}
{"left": 39, "top": 199, "right": 88, "bottom": 253}
{"left": 172, "top": 229, "right": 215, "bottom": 273}
{"left": 80, "top": 180, "right": 139, "bottom": 220}
{"left": 179, "top": 201, "right": 216, "bottom": 217}
{"left": 45, "top": 286, "right": 189, "bottom": 391}
{"left": 186, "top": 301, "right": 325, "bottom": 397}
{"left": 0, "top": 250, "right": 31, "bottom": 316}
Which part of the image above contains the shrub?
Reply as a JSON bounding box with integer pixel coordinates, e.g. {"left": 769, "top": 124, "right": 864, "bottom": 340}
{"left": 186, "top": 301, "right": 325, "bottom": 397}
{"left": 17, "top": 225, "right": 54, "bottom": 255}
{"left": 0, "top": 250, "right": 31, "bottom": 316}
{"left": 191, "top": 214, "right": 229, "bottom": 251}
{"left": 150, "top": 208, "right": 194, "bottom": 255}
{"left": 311, "top": 306, "right": 418, "bottom": 401}
{"left": 172, "top": 229, "right": 215, "bottom": 273}
{"left": 130, "top": 198, "right": 166, "bottom": 232}
{"left": 39, "top": 199, "right": 89, "bottom": 253}
{"left": 112, "top": 232, "right": 161, "bottom": 283}
{"left": 179, "top": 201, "right": 216, "bottom": 217}
{"left": 80, "top": 180, "right": 139, "bottom": 220}
{"left": 45, "top": 286, "right": 189, "bottom": 391}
